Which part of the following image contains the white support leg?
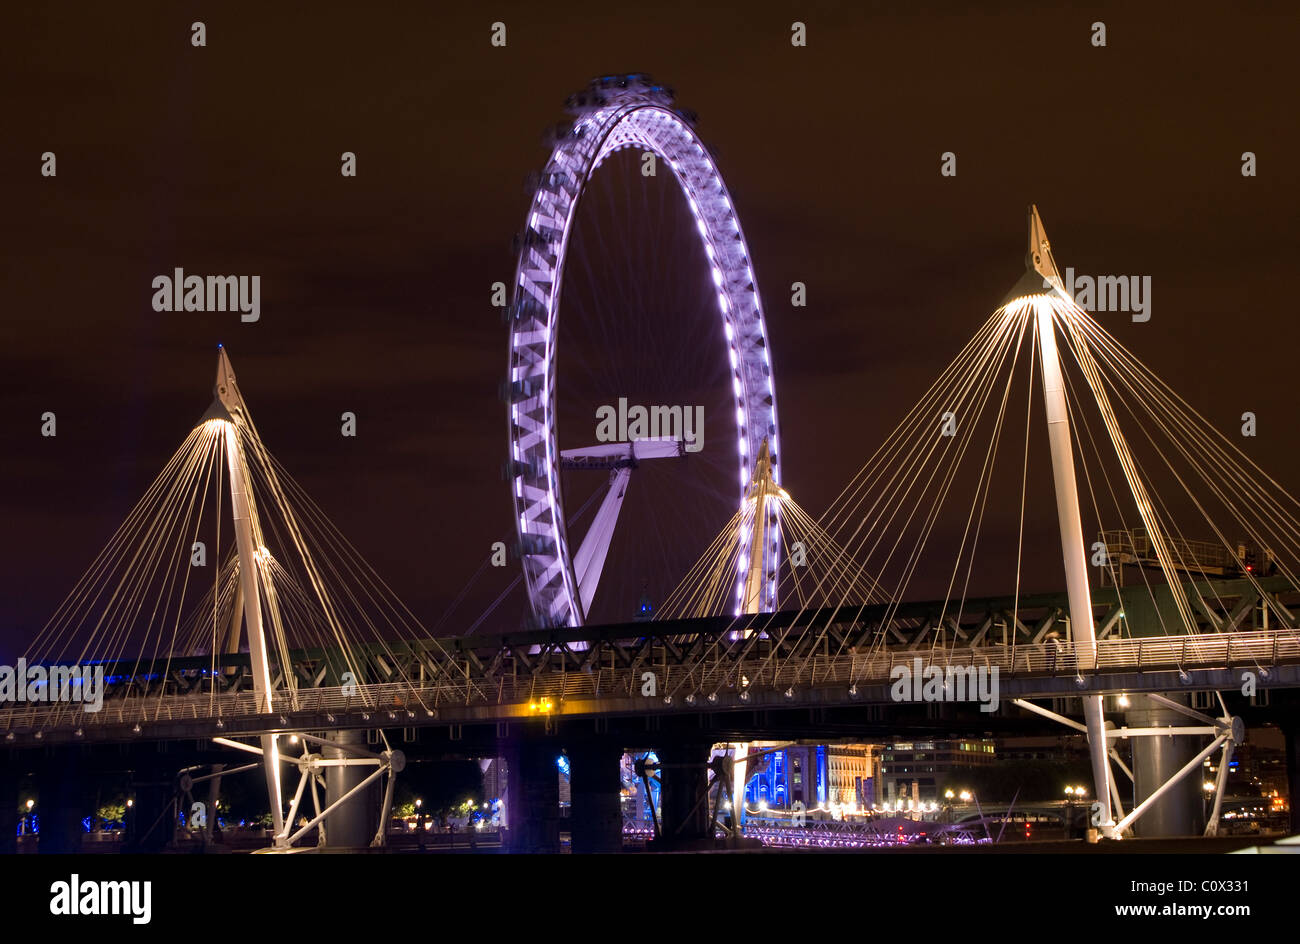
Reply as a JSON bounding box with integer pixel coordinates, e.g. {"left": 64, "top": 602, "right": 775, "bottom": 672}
{"left": 572, "top": 466, "right": 632, "bottom": 618}
{"left": 1204, "top": 739, "right": 1235, "bottom": 837}
{"left": 277, "top": 764, "right": 311, "bottom": 843}
{"left": 309, "top": 771, "right": 325, "bottom": 846}
{"left": 561, "top": 439, "right": 684, "bottom": 619}
{"left": 1109, "top": 767, "right": 1127, "bottom": 823}
{"left": 731, "top": 743, "right": 749, "bottom": 837}
{"left": 371, "top": 762, "right": 399, "bottom": 848}
{"left": 1033, "top": 293, "right": 1114, "bottom": 838}
{"left": 222, "top": 422, "right": 285, "bottom": 840}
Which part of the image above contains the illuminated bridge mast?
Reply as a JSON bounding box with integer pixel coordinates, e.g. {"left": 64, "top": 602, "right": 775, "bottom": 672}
{"left": 1018, "top": 206, "right": 1115, "bottom": 838}
{"left": 740, "top": 438, "right": 784, "bottom": 615}
{"left": 206, "top": 348, "right": 286, "bottom": 838}
{"left": 731, "top": 437, "right": 784, "bottom": 835}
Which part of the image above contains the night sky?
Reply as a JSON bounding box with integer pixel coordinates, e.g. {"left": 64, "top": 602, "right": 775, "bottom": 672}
{"left": 3, "top": 2, "right": 1298, "bottom": 658}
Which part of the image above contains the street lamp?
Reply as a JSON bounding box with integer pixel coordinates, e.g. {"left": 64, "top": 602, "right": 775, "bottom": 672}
{"left": 1202, "top": 780, "right": 1217, "bottom": 822}
{"left": 1063, "top": 786, "right": 1085, "bottom": 838}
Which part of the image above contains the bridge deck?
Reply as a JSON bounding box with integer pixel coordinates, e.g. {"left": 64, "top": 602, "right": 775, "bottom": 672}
{"left": 4, "top": 628, "right": 1298, "bottom": 745}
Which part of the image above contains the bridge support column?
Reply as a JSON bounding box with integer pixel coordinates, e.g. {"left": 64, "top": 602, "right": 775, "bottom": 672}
{"left": 1283, "top": 715, "right": 1300, "bottom": 836}
{"left": 568, "top": 741, "right": 624, "bottom": 854}
{"left": 0, "top": 757, "right": 20, "bottom": 855}
{"left": 124, "top": 758, "right": 174, "bottom": 853}
{"left": 38, "top": 751, "right": 95, "bottom": 854}
{"left": 652, "top": 741, "right": 714, "bottom": 850}
{"left": 203, "top": 764, "right": 224, "bottom": 845}
{"left": 481, "top": 757, "right": 508, "bottom": 830}
{"left": 505, "top": 737, "right": 561, "bottom": 853}
{"left": 1126, "top": 694, "right": 1204, "bottom": 837}
{"left": 323, "top": 729, "right": 376, "bottom": 848}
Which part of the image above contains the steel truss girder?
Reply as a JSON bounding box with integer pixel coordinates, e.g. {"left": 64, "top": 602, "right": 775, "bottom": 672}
{"left": 58, "top": 577, "right": 1296, "bottom": 704}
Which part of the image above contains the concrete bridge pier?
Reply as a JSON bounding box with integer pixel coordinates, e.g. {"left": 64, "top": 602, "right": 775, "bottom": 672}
{"left": 651, "top": 741, "right": 714, "bottom": 850}
{"left": 1282, "top": 712, "right": 1300, "bottom": 836}
{"left": 323, "top": 729, "right": 376, "bottom": 848}
{"left": 37, "top": 751, "right": 96, "bottom": 853}
{"left": 504, "top": 736, "right": 561, "bottom": 853}
{"left": 125, "top": 759, "right": 175, "bottom": 853}
{"left": 1125, "top": 694, "right": 1205, "bottom": 837}
{"left": 567, "top": 741, "right": 624, "bottom": 853}
{"left": 0, "top": 756, "right": 21, "bottom": 854}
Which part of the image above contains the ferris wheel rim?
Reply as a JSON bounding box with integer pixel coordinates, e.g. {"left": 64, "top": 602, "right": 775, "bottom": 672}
{"left": 506, "top": 78, "right": 782, "bottom": 629}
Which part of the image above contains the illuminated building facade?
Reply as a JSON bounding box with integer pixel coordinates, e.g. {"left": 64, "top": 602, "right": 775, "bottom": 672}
{"left": 745, "top": 744, "right": 823, "bottom": 808}
{"left": 879, "top": 739, "right": 996, "bottom": 804}
{"left": 826, "top": 745, "right": 877, "bottom": 807}
{"left": 744, "top": 743, "right": 877, "bottom": 810}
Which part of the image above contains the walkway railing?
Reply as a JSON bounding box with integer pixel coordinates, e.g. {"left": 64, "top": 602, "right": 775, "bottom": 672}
{"left": 3, "top": 628, "right": 1297, "bottom": 735}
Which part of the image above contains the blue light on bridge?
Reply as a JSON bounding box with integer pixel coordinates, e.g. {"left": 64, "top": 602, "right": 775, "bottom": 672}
{"left": 105, "top": 673, "right": 161, "bottom": 685}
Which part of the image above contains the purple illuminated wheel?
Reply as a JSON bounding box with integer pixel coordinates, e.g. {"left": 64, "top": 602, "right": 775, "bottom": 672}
{"left": 506, "top": 75, "right": 782, "bottom": 628}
